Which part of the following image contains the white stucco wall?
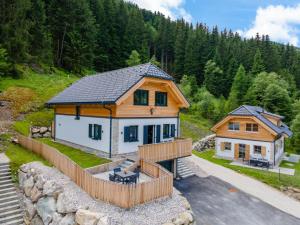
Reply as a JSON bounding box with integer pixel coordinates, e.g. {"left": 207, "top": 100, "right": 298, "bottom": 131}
{"left": 215, "top": 137, "right": 273, "bottom": 161}
{"left": 55, "top": 115, "right": 110, "bottom": 153}
{"left": 274, "top": 136, "right": 284, "bottom": 163}
{"left": 117, "top": 118, "right": 178, "bottom": 154}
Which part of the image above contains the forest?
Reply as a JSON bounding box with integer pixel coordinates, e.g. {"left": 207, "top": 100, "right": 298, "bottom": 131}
{"left": 1, "top": 0, "right": 300, "bottom": 152}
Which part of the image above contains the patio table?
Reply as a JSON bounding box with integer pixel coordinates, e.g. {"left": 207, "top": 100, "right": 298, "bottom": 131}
{"left": 115, "top": 171, "right": 137, "bottom": 184}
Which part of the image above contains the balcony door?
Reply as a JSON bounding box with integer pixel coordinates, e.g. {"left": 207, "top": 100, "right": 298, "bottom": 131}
{"left": 143, "top": 125, "right": 161, "bottom": 144}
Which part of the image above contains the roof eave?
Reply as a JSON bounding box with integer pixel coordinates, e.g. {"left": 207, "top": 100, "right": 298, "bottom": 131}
{"left": 46, "top": 101, "right": 116, "bottom": 107}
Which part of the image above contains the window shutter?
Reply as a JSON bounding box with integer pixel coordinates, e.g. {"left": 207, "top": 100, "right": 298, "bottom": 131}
{"left": 143, "top": 126, "right": 148, "bottom": 144}
{"left": 245, "top": 145, "right": 250, "bottom": 160}
{"left": 98, "top": 125, "right": 102, "bottom": 140}
{"left": 156, "top": 125, "right": 161, "bottom": 143}
{"left": 88, "top": 124, "right": 93, "bottom": 138}
{"left": 171, "top": 124, "right": 176, "bottom": 137}
{"left": 124, "top": 126, "right": 130, "bottom": 142}
{"left": 221, "top": 142, "right": 225, "bottom": 151}
{"left": 261, "top": 146, "right": 266, "bottom": 157}
{"left": 94, "top": 124, "right": 98, "bottom": 140}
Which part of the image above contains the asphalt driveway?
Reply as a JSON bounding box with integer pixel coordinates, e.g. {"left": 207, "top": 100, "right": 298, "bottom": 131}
{"left": 174, "top": 175, "right": 300, "bottom": 225}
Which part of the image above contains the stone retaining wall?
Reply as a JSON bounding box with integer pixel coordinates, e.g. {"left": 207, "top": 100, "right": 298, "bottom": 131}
{"left": 31, "top": 126, "right": 52, "bottom": 138}
{"left": 193, "top": 134, "right": 215, "bottom": 152}
{"left": 19, "top": 162, "right": 195, "bottom": 225}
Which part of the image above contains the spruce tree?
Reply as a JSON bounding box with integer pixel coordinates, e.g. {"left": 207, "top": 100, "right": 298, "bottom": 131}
{"left": 251, "top": 48, "right": 265, "bottom": 75}
{"left": 227, "top": 65, "right": 249, "bottom": 111}
{"left": 204, "top": 60, "right": 225, "bottom": 97}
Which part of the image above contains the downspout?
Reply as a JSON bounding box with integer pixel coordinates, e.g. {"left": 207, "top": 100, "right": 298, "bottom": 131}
{"left": 103, "top": 104, "right": 113, "bottom": 159}
{"left": 177, "top": 110, "right": 180, "bottom": 138}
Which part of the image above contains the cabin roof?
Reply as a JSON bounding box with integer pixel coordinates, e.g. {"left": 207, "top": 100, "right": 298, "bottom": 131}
{"left": 228, "top": 105, "right": 292, "bottom": 137}
{"left": 47, "top": 63, "right": 174, "bottom": 105}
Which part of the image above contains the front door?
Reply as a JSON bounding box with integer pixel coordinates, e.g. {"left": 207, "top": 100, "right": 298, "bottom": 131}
{"left": 239, "top": 144, "right": 246, "bottom": 159}
{"left": 143, "top": 125, "right": 154, "bottom": 144}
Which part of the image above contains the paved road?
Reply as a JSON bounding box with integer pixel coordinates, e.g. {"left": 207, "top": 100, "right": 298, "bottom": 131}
{"left": 174, "top": 175, "right": 300, "bottom": 225}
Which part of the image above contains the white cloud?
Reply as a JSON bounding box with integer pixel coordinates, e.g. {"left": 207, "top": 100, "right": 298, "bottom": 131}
{"left": 239, "top": 4, "right": 300, "bottom": 46}
{"left": 125, "top": 0, "right": 192, "bottom": 22}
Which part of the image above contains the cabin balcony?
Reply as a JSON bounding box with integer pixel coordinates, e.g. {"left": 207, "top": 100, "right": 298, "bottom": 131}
{"left": 138, "top": 138, "right": 192, "bottom": 163}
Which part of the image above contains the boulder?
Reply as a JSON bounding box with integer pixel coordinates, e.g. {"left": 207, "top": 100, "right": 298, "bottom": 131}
{"left": 97, "top": 216, "right": 110, "bottom": 225}
{"left": 30, "top": 215, "right": 44, "bottom": 225}
{"left": 44, "top": 131, "right": 51, "bottom": 138}
{"left": 57, "top": 193, "right": 80, "bottom": 213}
{"left": 19, "top": 170, "right": 27, "bottom": 188}
{"left": 43, "top": 180, "right": 63, "bottom": 199}
{"left": 293, "top": 193, "right": 300, "bottom": 200}
{"left": 59, "top": 213, "right": 76, "bottom": 225}
{"left": 24, "top": 198, "right": 36, "bottom": 222}
{"left": 31, "top": 127, "right": 40, "bottom": 134}
{"left": 49, "top": 213, "right": 63, "bottom": 225}
{"left": 179, "top": 212, "right": 193, "bottom": 224}
{"left": 31, "top": 185, "right": 43, "bottom": 202}
{"left": 40, "top": 127, "right": 48, "bottom": 134}
{"left": 182, "top": 199, "right": 191, "bottom": 210}
{"left": 75, "top": 209, "right": 103, "bottom": 225}
{"left": 291, "top": 187, "right": 300, "bottom": 193}
{"left": 24, "top": 176, "right": 34, "bottom": 197}
{"left": 32, "top": 133, "right": 42, "bottom": 138}
{"left": 36, "top": 197, "right": 57, "bottom": 225}
{"left": 35, "top": 174, "right": 46, "bottom": 190}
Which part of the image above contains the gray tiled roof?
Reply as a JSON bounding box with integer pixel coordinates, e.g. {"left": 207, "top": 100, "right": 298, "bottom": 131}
{"left": 47, "top": 63, "right": 173, "bottom": 105}
{"left": 229, "top": 105, "right": 292, "bottom": 137}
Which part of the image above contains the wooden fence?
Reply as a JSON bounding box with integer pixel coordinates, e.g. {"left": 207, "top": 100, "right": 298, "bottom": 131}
{"left": 17, "top": 134, "right": 173, "bottom": 208}
{"left": 138, "top": 138, "right": 192, "bottom": 162}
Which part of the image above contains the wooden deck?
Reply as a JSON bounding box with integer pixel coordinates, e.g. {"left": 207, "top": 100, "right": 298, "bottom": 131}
{"left": 17, "top": 134, "right": 173, "bottom": 208}
{"left": 138, "top": 138, "right": 193, "bottom": 162}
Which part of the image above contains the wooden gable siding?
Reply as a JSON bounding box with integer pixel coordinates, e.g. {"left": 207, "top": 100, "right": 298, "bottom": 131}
{"left": 215, "top": 117, "right": 276, "bottom": 142}
{"left": 115, "top": 80, "right": 180, "bottom": 118}
{"left": 261, "top": 113, "right": 280, "bottom": 126}
{"left": 55, "top": 104, "right": 116, "bottom": 117}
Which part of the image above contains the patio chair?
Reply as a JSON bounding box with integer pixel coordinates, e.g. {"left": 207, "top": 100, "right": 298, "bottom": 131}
{"left": 109, "top": 173, "right": 116, "bottom": 182}
{"left": 113, "top": 167, "right": 121, "bottom": 174}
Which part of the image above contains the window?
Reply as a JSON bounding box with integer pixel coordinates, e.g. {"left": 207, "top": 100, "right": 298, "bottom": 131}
{"left": 163, "top": 124, "right": 170, "bottom": 138}
{"left": 228, "top": 122, "right": 240, "bottom": 131}
{"left": 254, "top": 145, "right": 262, "bottom": 154}
{"left": 134, "top": 89, "right": 149, "bottom": 105}
{"left": 163, "top": 124, "right": 176, "bottom": 138}
{"left": 224, "top": 142, "right": 231, "bottom": 151}
{"left": 75, "top": 106, "right": 80, "bottom": 120}
{"left": 88, "top": 124, "right": 102, "bottom": 140}
{"left": 246, "top": 123, "right": 258, "bottom": 132}
{"left": 155, "top": 92, "right": 167, "bottom": 106}
{"left": 124, "top": 126, "right": 138, "bottom": 142}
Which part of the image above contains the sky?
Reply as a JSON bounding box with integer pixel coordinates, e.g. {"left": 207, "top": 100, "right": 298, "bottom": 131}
{"left": 125, "top": 0, "right": 300, "bottom": 46}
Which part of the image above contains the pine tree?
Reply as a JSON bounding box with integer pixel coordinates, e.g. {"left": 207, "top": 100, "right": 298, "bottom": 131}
{"left": 226, "top": 65, "right": 249, "bottom": 111}
{"left": 174, "top": 19, "right": 187, "bottom": 81}
{"left": 291, "top": 113, "right": 300, "bottom": 153}
{"left": 251, "top": 48, "right": 265, "bottom": 75}
{"left": 204, "top": 60, "right": 225, "bottom": 97}
{"left": 126, "top": 50, "right": 141, "bottom": 66}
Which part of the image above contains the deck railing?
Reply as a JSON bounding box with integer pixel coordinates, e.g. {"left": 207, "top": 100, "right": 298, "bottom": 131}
{"left": 138, "top": 138, "right": 192, "bottom": 162}
{"left": 17, "top": 134, "right": 173, "bottom": 208}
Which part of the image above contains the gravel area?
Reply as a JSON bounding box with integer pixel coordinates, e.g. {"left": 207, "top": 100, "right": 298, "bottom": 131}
{"left": 26, "top": 162, "right": 188, "bottom": 225}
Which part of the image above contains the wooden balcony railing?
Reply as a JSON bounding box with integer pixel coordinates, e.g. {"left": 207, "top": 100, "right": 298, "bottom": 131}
{"left": 138, "top": 138, "right": 192, "bottom": 162}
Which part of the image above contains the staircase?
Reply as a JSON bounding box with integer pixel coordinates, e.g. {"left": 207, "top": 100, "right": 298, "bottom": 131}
{"left": 176, "top": 159, "right": 195, "bottom": 179}
{"left": 0, "top": 162, "right": 23, "bottom": 225}
{"left": 119, "top": 159, "right": 135, "bottom": 170}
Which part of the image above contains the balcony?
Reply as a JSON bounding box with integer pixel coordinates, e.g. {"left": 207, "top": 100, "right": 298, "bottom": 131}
{"left": 138, "top": 138, "right": 192, "bottom": 163}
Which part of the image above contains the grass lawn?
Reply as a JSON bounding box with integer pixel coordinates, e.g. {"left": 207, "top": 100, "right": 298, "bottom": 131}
{"left": 5, "top": 143, "right": 51, "bottom": 182}
{"left": 193, "top": 149, "right": 300, "bottom": 189}
{"left": 38, "top": 138, "right": 110, "bottom": 168}
{"left": 180, "top": 113, "right": 212, "bottom": 141}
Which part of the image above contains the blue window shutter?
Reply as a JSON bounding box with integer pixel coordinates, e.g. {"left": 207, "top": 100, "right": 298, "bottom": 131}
{"left": 156, "top": 125, "right": 161, "bottom": 143}
{"left": 171, "top": 124, "right": 176, "bottom": 137}
{"left": 124, "top": 126, "right": 130, "bottom": 142}
{"left": 98, "top": 125, "right": 102, "bottom": 140}
{"left": 94, "top": 124, "right": 98, "bottom": 140}
{"left": 88, "top": 124, "right": 93, "bottom": 138}
{"left": 143, "top": 126, "right": 148, "bottom": 144}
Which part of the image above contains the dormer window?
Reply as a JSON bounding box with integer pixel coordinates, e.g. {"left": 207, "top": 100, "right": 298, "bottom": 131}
{"left": 228, "top": 122, "right": 239, "bottom": 131}
{"left": 155, "top": 91, "right": 167, "bottom": 106}
{"left": 134, "top": 89, "right": 149, "bottom": 106}
{"left": 246, "top": 123, "right": 258, "bottom": 132}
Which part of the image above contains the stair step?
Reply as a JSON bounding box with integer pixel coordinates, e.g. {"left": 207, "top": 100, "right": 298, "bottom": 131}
{"left": 0, "top": 175, "right": 12, "bottom": 181}
{"left": 0, "top": 187, "right": 15, "bottom": 195}
{"left": 0, "top": 213, "right": 23, "bottom": 224}
{"left": 0, "top": 199, "right": 20, "bottom": 208}
{"left": 0, "top": 208, "right": 23, "bottom": 219}
{"left": 0, "top": 195, "right": 19, "bottom": 204}
{"left": 0, "top": 191, "right": 16, "bottom": 199}
{"left": 0, "top": 204, "right": 21, "bottom": 214}
{"left": 0, "top": 165, "right": 9, "bottom": 170}
{"left": 0, "top": 179, "right": 13, "bottom": 185}
{"left": 0, "top": 168, "right": 11, "bottom": 173}
{"left": 0, "top": 163, "right": 9, "bottom": 166}
{"left": 0, "top": 183, "right": 14, "bottom": 189}
{"left": 181, "top": 173, "right": 195, "bottom": 178}
{"left": 0, "top": 172, "right": 11, "bottom": 177}
{"left": 2, "top": 218, "right": 24, "bottom": 225}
